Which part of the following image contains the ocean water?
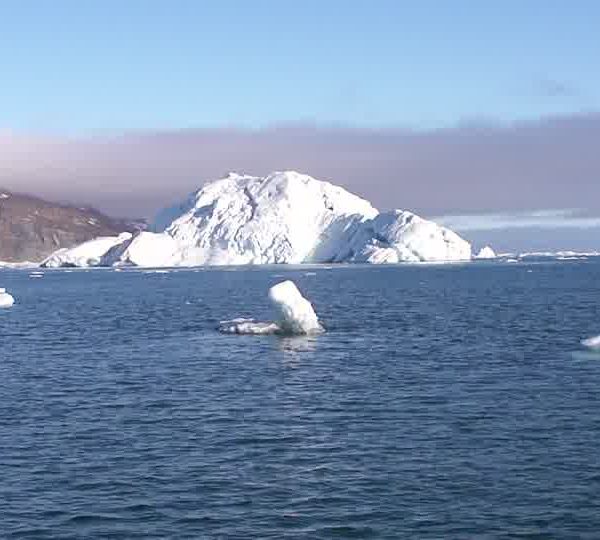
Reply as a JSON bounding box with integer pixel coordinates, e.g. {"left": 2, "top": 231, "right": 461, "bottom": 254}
{"left": 1, "top": 261, "right": 600, "bottom": 539}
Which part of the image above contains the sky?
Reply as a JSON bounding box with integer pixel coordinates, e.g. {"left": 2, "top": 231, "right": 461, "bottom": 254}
{"left": 1, "top": 0, "right": 599, "bottom": 250}
{"left": 2, "top": 0, "right": 599, "bottom": 131}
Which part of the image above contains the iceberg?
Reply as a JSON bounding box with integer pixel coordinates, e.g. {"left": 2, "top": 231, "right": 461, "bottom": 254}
{"left": 42, "top": 233, "right": 132, "bottom": 268}
{"left": 581, "top": 335, "right": 600, "bottom": 349}
{"left": 100, "top": 232, "right": 180, "bottom": 267}
{"left": 219, "top": 280, "right": 323, "bottom": 335}
{"left": 332, "top": 210, "right": 472, "bottom": 263}
{"left": 475, "top": 246, "right": 496, "bottom": 259}
{"left": 268, "top": 280, "right": 323, "bottom": 334}
{"left": 42, "top": 171, "right": 473, "bottom": 268}
{"left": 0, "top": 288, "right": 15, "bottom": 308}
{"left": 160, "top": 171, "right": 378, "bottom": 265}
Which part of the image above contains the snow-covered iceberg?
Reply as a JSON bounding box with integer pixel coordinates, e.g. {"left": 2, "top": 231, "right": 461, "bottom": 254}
{"left": 0, "top": 288, "right": 15, "bottom": 308}
{"left": 42, "top": 233, "right": 132, "bottom": 268}
{"left": 219, "top": 280, "right": 323, "bottom": 335}
{"left": 157, "top": 171, "right": 378, "bottom": 265}
{"left": 330, "top": 210, "right": 472, "bottom": 263}
{"left": 475, "top": 246, "right": 496, "bottom": 259}
{"left": 581, "top": 335, "right": 600, "bottom": 349}
{"left": 42, "top": 171, "right": 473, "bottom": 267}
{"left": 99, "top": 232, "right": 180, "bottom": 267}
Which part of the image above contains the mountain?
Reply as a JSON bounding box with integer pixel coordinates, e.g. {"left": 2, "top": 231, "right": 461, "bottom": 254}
{"left": 42, "top": 171, "right": 473, "bottom": 267}
{"left": 0, "top": 189, "right": 139, "bottom": 262}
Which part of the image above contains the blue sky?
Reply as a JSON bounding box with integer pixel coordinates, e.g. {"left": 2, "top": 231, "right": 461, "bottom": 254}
{"left": 1, "top": 0, "right": 598, "bottom": 132}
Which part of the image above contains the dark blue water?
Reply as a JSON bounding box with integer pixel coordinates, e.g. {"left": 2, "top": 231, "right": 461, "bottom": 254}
{"left": 1, "top": 261, "right": 600, "bottom": 539}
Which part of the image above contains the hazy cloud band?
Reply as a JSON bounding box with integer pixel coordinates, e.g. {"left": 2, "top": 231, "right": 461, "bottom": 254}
{"left": 1, "top": 112, "right": 599, "bottom": 219}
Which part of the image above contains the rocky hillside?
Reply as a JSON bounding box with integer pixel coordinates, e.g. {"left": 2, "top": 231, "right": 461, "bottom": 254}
{"left": 0, "top": 189, "right": 137, "bottom": 262}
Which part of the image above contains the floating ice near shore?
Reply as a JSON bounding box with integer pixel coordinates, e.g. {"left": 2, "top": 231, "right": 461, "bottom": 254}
{"left": 0, "top": 288, "right": 15, "bottom": 308}
{"left": 581, "top": 335, "right": 600, "bottom": 349}
{"left": 219, "top": 280, "right": 323, "bottom": 336}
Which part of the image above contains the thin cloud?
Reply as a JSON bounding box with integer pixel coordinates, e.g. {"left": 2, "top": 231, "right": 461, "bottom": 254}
{"left": 535, "top": 78, "right": 582, "bottom": 99}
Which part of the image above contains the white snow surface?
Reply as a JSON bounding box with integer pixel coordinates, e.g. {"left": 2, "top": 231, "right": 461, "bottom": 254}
{"left": 219, "top": 280, "right": 323, "bottom": 335}
{"left": 268, "top": 280, "right": 323, "bottom": 334}
{"left": 159, "top": 171, "right": 377, "bottom": 265}
{"left": 42, "top": 233, "right": 132, "bottom": 268}
{"left": 42, "top": 171, "right": 473, "bottom": 267}
{"left": 475, "top": 246, "right": 497, "bottom": 259}
{"left": 332, "top": 210, "right": 472, "bottom": 263}
{"left": 100, "top": 232, "right": 180, "bottom": 267}
{"left": 0, "top": 288, "right": 15, "bottom": 308}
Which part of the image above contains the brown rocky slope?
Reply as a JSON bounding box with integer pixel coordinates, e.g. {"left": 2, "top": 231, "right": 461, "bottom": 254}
{"left": 0, "top": 189, "right": 138, "bottom": 262}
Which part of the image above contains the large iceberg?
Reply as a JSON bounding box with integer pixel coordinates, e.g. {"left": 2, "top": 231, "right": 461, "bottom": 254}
{"left": 219, "top": 280, "right": 323, "bottom": 335}
{"left": 157, "top": 171, "right": 378, "bottom": 265}
{"left": 99, "top": 232, "right": 180, "bottom": 267}
{"left": 42, "top": 171, "right": 473, "bottom": 267}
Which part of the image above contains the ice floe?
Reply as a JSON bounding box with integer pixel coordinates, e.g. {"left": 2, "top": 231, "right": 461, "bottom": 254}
{"left": 581, "top": 335, "right": 600, "bottom": 349}
{"left": 0, "top": 288, "right": 15, "bottom": 308}
{"left": 218, "top": 280, "right": 323, "bottom": 336}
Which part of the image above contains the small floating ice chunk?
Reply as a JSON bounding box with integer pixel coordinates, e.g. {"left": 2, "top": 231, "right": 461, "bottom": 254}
{"left": 0, "top": 288, "right": 15, "bottom": 308}
{"left": 268, "top": 280, "right": 323, "bottom": 334}
{"left": 218, "top": 280, "right": 323, "bottom": 336}
{"left": 581, "top": 335, "right": 600, "bottom": 349}
{"left": 218, "top": 318, "right": 280, "bottom": 335}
